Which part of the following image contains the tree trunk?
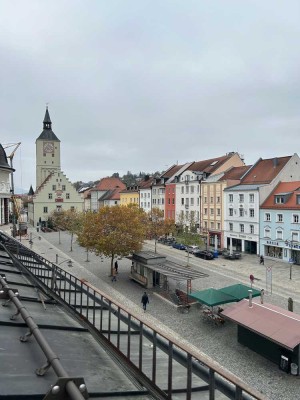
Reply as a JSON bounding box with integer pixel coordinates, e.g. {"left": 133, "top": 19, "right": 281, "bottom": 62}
{"left": 70, "top": 232, "right": 73, "bottom": 252}
{"left": 110, "top": 254, "right": 114, "bottom": 276}
{"left": 58, "top": 230, "right": 61, "bottom": 245}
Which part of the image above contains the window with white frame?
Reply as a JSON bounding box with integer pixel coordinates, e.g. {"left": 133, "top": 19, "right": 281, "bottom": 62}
{"left": 66, "top": 193, "right": 70, "bottom": 199}
{"left": 210, "top": 197, "right": 213, "bottom": 203}
{"left": 43, "top": 207, "right": 48, "bottom": 213}
{"left": 217, "top": 196, "right": 220, "bottom": 203}
{"left": 204, "top": 208, "right": 207, "bottom": 215}
{"left": 186, "top": 186, "right": 189, "bottom": 194}
{"left": 250, "top": 225, "right": 254, "bottom": 234}
{"left": 186, "top": 198, "right": 189, "bottom": 205}
{"left": 249, "top": 208, "right": 254, "bottom": 217}
{"left": 217, "top": 223, "right": 221, "bottom": 230}
{"left": 229, "top": 223, "right": 233, "bottom": 231}
{"left": 181, "top": 198, "right": 184, "bottom": 205}
{"left": 249, "top": 194, "right": 254, "bottom": 202}
{"left": 48, "top": 193, "right": 52, "bottom": 199}
{"left": 264, "top": 227, "right": 271, "bottom": 238}
{"left": 277, "top": 214, "right": 283, "bottom": 222}
{"left": 239, "top": 194, "right": 244, "bottom": 202}
{"left": 162, "top": 198, "right": 164, "bottom": 205}
{"left": 229, "top": 194, "right": 233, "bottom": 202}
{"left": 265, "top": 213, "right": 271, "bottom": 221}
{"left": 204, "top": 197, "right": 207, "bottom": 203}
{"left": 240, "top": 224, "right": 244, "bottom": 232}
{"left": 292, "top": 232, "right": 299, "bottom": 242}
{"left": 191, "top": 198, "right": 194, "bottom": 206}
{"left": 181, "top": 186, "right": 184, "bottom": 194}
{"left": 210, "top": 208, "right": 214, "bottom": 215}
{"left": 191, "top": 186, "right": 194, "bottom": 194}
{"left": 211, "top": 222, "right": 214, "bottom": 229}
{"left": 293, "top": 214, "right": 299, "bottom": 223}
{"left": 153, "top": 189, "right": 156, "bottom": 195}
{"left": 276, "top": 230, "right": 283, "bottom": 240}
{"left": 239, "top": 208, "right": 244, "bottom": 217}
{"left": 217, "top": 208, "right": 221, "bottom": 216}
{"left": 229, "top": 208, "right": 233, "bottom": 216}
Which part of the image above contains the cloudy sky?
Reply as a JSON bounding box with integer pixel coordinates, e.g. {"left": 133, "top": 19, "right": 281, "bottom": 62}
{"left": 2, "top": 1, "right": 300, "bottom": 192}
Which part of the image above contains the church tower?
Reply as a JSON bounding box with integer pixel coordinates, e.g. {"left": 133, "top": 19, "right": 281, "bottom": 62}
{"left": 36, "top": 107, "right": 61, "bottom": 189}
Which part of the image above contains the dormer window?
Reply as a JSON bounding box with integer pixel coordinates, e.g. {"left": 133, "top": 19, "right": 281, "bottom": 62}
{"left": 275, "top": 196, "right": 285, "bottom": 204}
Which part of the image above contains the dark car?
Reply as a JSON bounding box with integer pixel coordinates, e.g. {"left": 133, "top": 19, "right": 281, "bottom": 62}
{"left": 194, "top": 250, "right": 214, "bottom": 260}
{"left": 223, "top": 251, "right": 241, "bottom": 260}
{"left": 172, "top": 242, "right": 187, "bottom": 250}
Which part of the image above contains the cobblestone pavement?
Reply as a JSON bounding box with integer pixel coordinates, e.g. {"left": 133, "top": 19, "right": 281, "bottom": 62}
{"left": 5, "top": 226, "right": 300, "bottom": 400}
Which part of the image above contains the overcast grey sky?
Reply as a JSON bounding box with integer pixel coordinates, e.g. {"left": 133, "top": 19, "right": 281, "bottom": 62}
{"left": 2, "top": 1, "right": 300, "bottom": 192}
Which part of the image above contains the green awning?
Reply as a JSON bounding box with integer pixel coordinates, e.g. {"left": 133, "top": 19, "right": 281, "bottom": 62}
{"left": 189, "top": 288, "right": 237, "bottom": 307}
{"left": 189, "top": 284, "right": 261, "bottom": 307}
{"left": 220, "top": 284, "right": 261, "bottom": 301}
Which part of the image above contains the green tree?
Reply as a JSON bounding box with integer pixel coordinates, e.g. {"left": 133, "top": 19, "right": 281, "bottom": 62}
{"left": 147, "top": 208, "right": 176, "bottom": 252}
{"left": 77, "top": 205, "right": 148, "bottom": 275}
{"left": 50, "top": 210, "right": 68, "bottom": 244}
{"left": 64, "top": 209, "right": 84, "bottom": 251}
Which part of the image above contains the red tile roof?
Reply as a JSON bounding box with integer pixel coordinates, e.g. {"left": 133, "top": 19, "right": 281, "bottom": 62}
{"left": 261, "top": 181, "right": 300, "bottom": 209}
{"left": 139, "top": 176, "right": 154, "bottom": 189}
{"left": 94, "top": 177, "right": 126, "bottom": 191}
{"left": 161, "top": 164, "right": 184, "bottom": 178}
{"left": 241, "top": 156, "right": 291, "bottom": 184}
{"left": 220, "top": 165, "right": 252, "bottom": 181}
{"left": 222, "top": 299, "right": 300, "bottom": 350}
{"left": 187, "top": 154, "right": 233, "bottom": 174}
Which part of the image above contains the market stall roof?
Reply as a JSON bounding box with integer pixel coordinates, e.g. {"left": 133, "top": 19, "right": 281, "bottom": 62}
{"left": 220, "top": 284, "right": 261, "bottom": 301}
{"left": 149, "top": 260, "right": 209, "bottom": 281}
{"left": 189, "top": 288, "right": 237, "bottom": 307}
{"left": 221, "top": 300, "right": 300, "bottom": 351}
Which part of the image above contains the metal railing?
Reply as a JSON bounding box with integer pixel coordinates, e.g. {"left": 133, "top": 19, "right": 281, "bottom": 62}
{"left": 0, "top": 232, "right": 266, "bottom": 400}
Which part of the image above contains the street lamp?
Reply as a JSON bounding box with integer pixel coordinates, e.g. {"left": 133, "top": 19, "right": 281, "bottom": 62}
{"left": 28, "top": 233, "right": 41, "bottom": 248}
{"left": 285, "top": 239, "right": 296, "bottom": 280}
{"left": 55, "top": 254, "right": 73, "bottom": 267}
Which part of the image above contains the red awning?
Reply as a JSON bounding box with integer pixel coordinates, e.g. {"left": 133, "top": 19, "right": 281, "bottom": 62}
{"left": 221, "top": 299, "right": 300, "bottom": 350}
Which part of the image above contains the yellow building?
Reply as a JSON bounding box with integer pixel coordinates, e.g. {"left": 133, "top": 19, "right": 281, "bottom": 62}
{"left": 120, "top": 185, "right": 139, "bottom": 206}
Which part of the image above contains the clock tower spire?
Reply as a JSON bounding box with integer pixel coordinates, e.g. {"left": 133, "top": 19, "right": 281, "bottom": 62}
{"left": 36, "top": 107, "right": 61, "bottom": 189}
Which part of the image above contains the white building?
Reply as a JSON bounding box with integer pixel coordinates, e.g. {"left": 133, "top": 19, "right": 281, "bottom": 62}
{"left": 223, "top": 154, "right": 300, "bottom": 254}
{"left": 0, "top": 144, "right": 14, "bottom": 225}
{"left": 28, "top": 108, "right": 83, "bottom": 227}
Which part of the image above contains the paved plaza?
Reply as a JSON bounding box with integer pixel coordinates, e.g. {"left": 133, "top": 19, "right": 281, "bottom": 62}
{"left": 3, "top": 225, "right": 300, "bottom": 400}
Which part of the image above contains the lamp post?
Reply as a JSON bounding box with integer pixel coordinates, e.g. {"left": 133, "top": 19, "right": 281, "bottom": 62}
{"left": 55, "top": 254, "right": 73, "bottom": 267}
{"left": 28, "top": 232, "right": 41, "bottom": 248}
{"left": 285, "top": 239, "right": 296, "bottom": 280}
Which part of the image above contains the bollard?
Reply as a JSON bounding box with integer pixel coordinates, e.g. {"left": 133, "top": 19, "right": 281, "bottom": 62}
{"left": 288, "top": 297, "right": 293, "bottom": 312}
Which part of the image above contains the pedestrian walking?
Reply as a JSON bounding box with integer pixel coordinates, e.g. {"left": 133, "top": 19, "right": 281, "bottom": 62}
{"left": 259, "top": 255, "right": 264, "bottom": 265}
{"left": 114, "top": 260, "right": 119, "bottom": 274}
{"left": 111, "top": 267, "right": 117, "bottom": 282}
{"left": 141, "top": 292, "right": 149, "bottom": 312}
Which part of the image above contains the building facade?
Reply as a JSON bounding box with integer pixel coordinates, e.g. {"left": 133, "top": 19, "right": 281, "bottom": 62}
{"left": 28, "top": 108, "right": 84, "bottom": 227}
{"left": 260, "top": 181, "right": 300, "bottom": 265}
{"left": 0, "top": 144, "right": 14, "bottom": 225}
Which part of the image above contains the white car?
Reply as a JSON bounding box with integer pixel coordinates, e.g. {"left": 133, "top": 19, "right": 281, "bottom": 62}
{"left": 185, "top": 245, "right": 200, "bottom": 254}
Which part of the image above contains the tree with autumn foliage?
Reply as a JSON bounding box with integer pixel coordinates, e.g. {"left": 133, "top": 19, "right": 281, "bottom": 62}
{"left": 49, "top": 210, "right": 68, "bottom": 244}
{"left": 147, "top": 208, "right": 176, "bottom": 252}
{"left": 77, "top": 205, "right": 148, "bottom": 275}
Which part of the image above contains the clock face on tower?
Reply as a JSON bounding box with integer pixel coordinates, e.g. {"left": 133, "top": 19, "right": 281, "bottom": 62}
{"left": 43, "top": 142, "right": 54, "bottom": 153}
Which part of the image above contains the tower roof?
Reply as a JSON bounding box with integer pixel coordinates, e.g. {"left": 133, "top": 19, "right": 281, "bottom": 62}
{"left": 0, "top": 144, "right": 14, "bottom": 172}
{"left": 36, "top": 107, "right": 60, "bottom": 141}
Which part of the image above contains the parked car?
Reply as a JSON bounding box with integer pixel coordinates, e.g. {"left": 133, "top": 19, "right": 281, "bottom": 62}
{"left": 194, "top": 250, "right": 214, "bottom": 260}
{"left": 185, "top": 245, "right": 200, "bottom": 254}
{"left": 223, "top": 251, "right": 241, "bottom": 260}
{"left": 172, "top": 242, "right": 187, "bottom": 250}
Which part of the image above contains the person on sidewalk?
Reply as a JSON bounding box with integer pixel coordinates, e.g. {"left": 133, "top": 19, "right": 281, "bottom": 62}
{"left": 259, "top": 255, "right": 264, "bottom": 265}
{"left": 111, "top": 267, "right": 117, "bottom": 282}
{"left": 114, "top": 260, "right": 119, "bottom": 274}
{"left": 141, "top": 292, "right": 149, "bottom": 312}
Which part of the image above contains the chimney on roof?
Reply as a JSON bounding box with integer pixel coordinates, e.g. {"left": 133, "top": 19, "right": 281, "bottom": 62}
{"left": 273, "top": 158, "right": 278, "bottom": 168}
{"left": 248, "top": 290, "right": 253, "bottom": 308}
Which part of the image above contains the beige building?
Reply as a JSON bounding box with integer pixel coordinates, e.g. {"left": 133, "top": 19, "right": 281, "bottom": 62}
{"left": 201, "top": 165, "right": 251, "bottom": 249}
{"left": 28, "top": 108, "right": 83, "bottom": 227}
